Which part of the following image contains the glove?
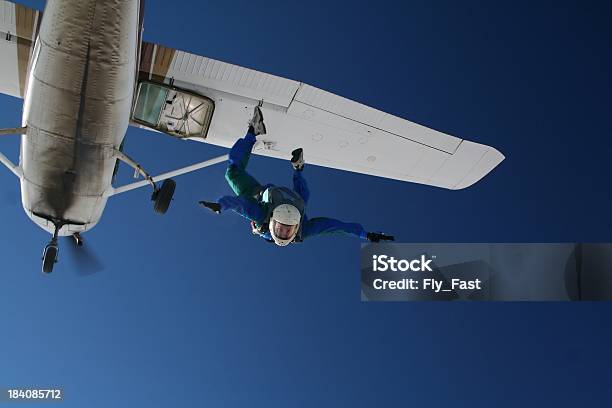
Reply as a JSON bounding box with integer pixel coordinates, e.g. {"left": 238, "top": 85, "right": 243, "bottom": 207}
{"left": 199, "top": 201, "right": 221, "bottom": 214}
{"left": 366, "top": 232, "right": 395, "bottom": 242}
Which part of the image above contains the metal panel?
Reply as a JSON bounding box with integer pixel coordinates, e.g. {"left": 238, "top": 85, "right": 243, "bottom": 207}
{"left": 452, "top": 147, "right": 505, "bottom": 190}
{"left": 294, "top": 84, "right": 462, "bottom": 154}
{"left": 286, "top": 100, "right": 430, "bottom": 177}
{"left": 0, "top": 36, "right": 20, "bottom": 98}
{"left": 429, "top": 141, "right": 504, "bottom": 189}
{"left": 0, "top": 0, "right": 41, "bottom": 99}
{"left": 140, "top": 43, "right": 301, "bottom": 108}
{"left": 0, "top": 0, "right": 17, "bottom": 34}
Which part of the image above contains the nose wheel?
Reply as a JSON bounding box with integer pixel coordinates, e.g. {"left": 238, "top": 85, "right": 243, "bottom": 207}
{"left": 42, "top": 239, "right": 59, "bottom": 273}
{"left": 32, "top": 213, "right": 87, "bottom": 274}
{"left": 42, "top": 227, "right": 60, "bottom": 274}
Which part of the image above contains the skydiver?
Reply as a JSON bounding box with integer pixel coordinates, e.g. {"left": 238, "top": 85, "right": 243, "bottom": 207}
{"left": 199, "top": 106, "right": 394, "bottom": 246}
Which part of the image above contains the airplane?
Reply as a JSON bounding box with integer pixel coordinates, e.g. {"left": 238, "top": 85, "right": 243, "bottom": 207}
{"left": 0, "top": 0, "right": 504, "bottom": 273}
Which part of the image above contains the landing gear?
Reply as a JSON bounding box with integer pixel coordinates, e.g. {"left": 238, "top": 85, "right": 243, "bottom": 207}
{"left": 114, "top": 150, "right": 176, "bottom": 215}
{"left": 33, "top": 213, "right": 87, "bottom": 274}
{"left": 42, "top": 240, "right": 58, "bottom": 273}
{"left": 42, "top": 226, "right": 60, "bottom": 274}
{"left": 73, "top": 232, "right": 84, "bottom": 246}
{"left": 152, "top": 179, "right": 176, "bottom": 214}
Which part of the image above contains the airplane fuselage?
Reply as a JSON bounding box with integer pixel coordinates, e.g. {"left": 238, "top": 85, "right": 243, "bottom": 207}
{"left": 20, "top": 0, "right": 139, "bottom": 236}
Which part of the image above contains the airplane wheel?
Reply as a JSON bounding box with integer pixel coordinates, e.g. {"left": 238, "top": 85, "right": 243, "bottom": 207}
{"left": 153, "top": 179, "right": 176, "bottom": 214}
{"left": 42, "top": 243, "right": 59, "bottom": 274}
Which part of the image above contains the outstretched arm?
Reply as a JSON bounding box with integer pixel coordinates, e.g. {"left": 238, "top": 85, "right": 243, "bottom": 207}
{"left": 219, "top": 195, "right": 267, "bottom": 224}
{"left": 301, "top": 217, "right": 395, "bottom": 242}
{"left": 301, "top": 217, "right": 368, "bottom": 240}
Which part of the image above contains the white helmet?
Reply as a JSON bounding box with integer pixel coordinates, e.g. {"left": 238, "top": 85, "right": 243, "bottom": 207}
{"left": 269, "top": 204, "right": 301, "bottom": 246}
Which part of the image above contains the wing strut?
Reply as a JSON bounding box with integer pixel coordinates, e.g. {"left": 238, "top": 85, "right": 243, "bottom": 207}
{"left": 0, "top": 126, "right": 25, "bottom": 178}
{"left": 0, "top": 152, "right": 20, "bottom": 178}
{"left": 105, "top": 154, "right": 228, "bottom": 197}
{"left": 0, "top": 126, "right": 27, "bottom": 135}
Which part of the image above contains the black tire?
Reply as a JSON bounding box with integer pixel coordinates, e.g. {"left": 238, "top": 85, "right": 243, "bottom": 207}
{"left": 42, "top": 245, "right": 58, "bottom": 274}
{"left": 153, "top": 179, "right": 176, "bottom": 214}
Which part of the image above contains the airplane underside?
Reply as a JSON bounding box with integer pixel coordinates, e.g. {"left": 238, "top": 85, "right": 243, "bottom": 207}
{"left": 12, "top": 0, "right": 176, "bottom": 272}
{"left": 20, "top": 0, "right": 139, "bottom": 235}
{"left": 0, "top": 0, "right": 504, "bottom": 273}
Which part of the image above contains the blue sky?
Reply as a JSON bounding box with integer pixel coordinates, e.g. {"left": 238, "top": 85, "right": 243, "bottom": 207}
{"left": 1, "top": 0, "right": 612, "bottom": 407}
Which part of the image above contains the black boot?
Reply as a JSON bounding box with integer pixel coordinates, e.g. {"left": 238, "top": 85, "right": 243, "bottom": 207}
{"left": 248, "top": 106, "right": 267, "bottom": 136}
{"left": 199, "top": 201, "right": 221, "bottom": 214}
{"left": 291, "top": 148, "right": 305, "bottom": 171}
{"left": 366, "top": 232, "right": 395, "bottom": 242}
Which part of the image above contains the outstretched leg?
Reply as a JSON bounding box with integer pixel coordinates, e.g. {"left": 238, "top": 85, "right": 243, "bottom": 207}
{"left": 200, "top": 106, "right": 267, "bottom": 217}
{"left": 228, "top": 132, "right": 256, "bottom": 170}
{"left": 292, "top": 169, "right": 310, "bottom": 204}
{"left": 225, "top": 106, "right": 268, "bottom": 198}
{"left": 290, "top": 148, "right": 309, "bottom": 203}
{"left": 226, "top": 132, "right": 263, "bottom": 198}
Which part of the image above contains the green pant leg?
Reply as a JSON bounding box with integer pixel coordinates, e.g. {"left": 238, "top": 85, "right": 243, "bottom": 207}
{"left": 225, "top": 165, "right": 263, "bottom": 198}
{"left": 228, "top": 132, "right": 256, "bottom": 171}
{"left": 225, "top": 132, "right": 262, "bottom": 197}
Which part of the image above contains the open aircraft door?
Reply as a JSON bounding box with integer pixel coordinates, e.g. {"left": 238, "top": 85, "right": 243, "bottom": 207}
{"left": 131, "top": 81, "right": 215, "bottom": 139}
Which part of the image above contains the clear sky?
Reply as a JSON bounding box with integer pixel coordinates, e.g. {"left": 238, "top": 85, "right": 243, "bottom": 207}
{"left": 1, "top": 0, "right": 611, "bottom": 407}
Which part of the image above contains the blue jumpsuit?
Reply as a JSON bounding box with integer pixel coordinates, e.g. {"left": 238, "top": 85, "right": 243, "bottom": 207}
{"left": 218, "top": 132, "right": 368, "bottom": 242}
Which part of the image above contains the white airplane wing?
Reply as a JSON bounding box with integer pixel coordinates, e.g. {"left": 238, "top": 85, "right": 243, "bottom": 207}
{"left": 0, "top": 0, "right": 40, "bottom": 99}
{"left": 133, "top": 41, "right": 504, "bottom": 189}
